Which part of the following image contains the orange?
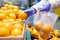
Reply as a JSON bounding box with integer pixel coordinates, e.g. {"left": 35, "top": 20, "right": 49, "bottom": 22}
{"left": 3, "top": 22, "right": 13, "bottom": 31}
{"left": 8, "top": 5, "right": 14, "bottom": 9}
{"left": 4, "top": 10, "right": 10, "bottom": 15}
{"left": 11, "top": 28, "right": 22, "bottom": 36}
{"left": 0, "top": 13, "right": 7, "bottom": 20}
{"left": 53, "top": 29, "right": 59, "bottom": 37}
{"left": 1, "top": 7, "right": 7, "bottom": 10}
{"left": 31, "top": 28, "right": 39, "bottom": 37}
{"left": 42, "top": 23, "right": 51, "bottom": 33}
{"left": 35, "top": 22, "right": 41, "bottom": 31}
{"left": 13, "top": 8, "right": 19, "bottom": 14}
{"left": 4, "top": 4, "right": 9, "bottom": 7}
{"left": 9, "top": 13, "right": 16, "bottom": 19}
{"left": 6, "top": 16, "right": 10, "bottom": 19}
{"left": 0, "top": 10, "right": 4, "bottom": 13}
{"left": 0, "top": 27, "right": 10, "bottom": 36}
{"left": 14, "top": 6, "right": 19, "bottom": 10}
{"left": 8, "top": 9, "right": 13, "bottom": 13}
{"left": 41, "top": 32, "right": 50, "bottom": 39}
{"left": 0, "top": 21, "right": 3, "bottom": 27}
{"left": 8, "top": 18, "right": 15, "bottom": 22}
{"left": 38, "top": 33, "right": 43, "bottom": 40}
{"left": 13, "top": 24, "right": 23, "bottom": 30}
{"left": 16, "top": 19, "right": 23, "bottom": 22}
{"left": 18, "top": 10, "right": 27, "bottom": 19}
{"left": 3, "top": 19, "right": 9, "bottom": 22}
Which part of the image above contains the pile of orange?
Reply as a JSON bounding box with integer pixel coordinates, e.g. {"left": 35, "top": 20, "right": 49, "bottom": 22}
{"left": 26, "top": 22, "right": 60, "bottom": 40}
{"left": 0, "top": 22, "right": 23, "bottom": 37}
{"left": 0, "top": 4, "right": 27, "bottom": 21}
{"left": 0, "top": 4, "right": 27, "bottom": 37}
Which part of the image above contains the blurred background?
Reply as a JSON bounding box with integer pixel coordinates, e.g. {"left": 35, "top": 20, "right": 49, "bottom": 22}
{"left": 0, "top": 0, "right": 37, "bottom": 10}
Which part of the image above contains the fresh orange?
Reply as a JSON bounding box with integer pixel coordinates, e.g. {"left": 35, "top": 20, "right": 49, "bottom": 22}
{"left": 53, "top": 29, "right": 59, "bottom": 37}
{"left": 3, "top": 19, "right": 9, "bottom": 22}
{"left": 31, "top": 28, "right": 39, "bottom": 37}
{"left": 14, "top": 6, "right": 19, "bottom": 10}
{"left": 8, "top": 18, "right": 15, "bottom": 22}
{"left": 4, "top": 4, "right": 9, "bottom": 7}
{"left": 18, "top": 10, "right": 27, "bottom": 19}
{"left": 38, "top": 33, "right": 43, "bottom": 40}
{"left": 0, "top": 21, "right": 3, "bottom": 27}
{"left": 35, "top": 22, "right": 41, "bottom": 31}
{"left": 0, "top": 27, "right": 10, "bottom": 36}
{"left": 11, "top": 28, "right": 22, "bottom": 36}
{"left": 8, "top": 5, "right": 14, "bottom": 9}
{"left": 8, "top": 13, "right": 16, "bottom": 19}
{"left": 3, "top": 22, "right": 13, "bottom": 31}
{"left": 42, "top": 23, "right": 51, "bottom": 33}
{"left": 1, "top": 7, "right": 7, "bottom": 10}
{"left": 0, "top": 13, "right": 7, "bottom": 20}
{"left": 4, "top": 10, "right": 10, "bottom": 15}
{"left": 13, "top": 24, "right": 23, "bottom": 30}
{"left": 13, "top": 8, "right": 19, "bottom": 14}
{"left": 16, "top": 19, "right": 23, "bottom": 22}
{"left": 6, "top": 16, "right": 10, "bottom": 19}
{"left": 0, "top": 10, "right": 4, "bottom": 13}
{"left": 8, "top": 9, "right": 13, "bottom": 13}
{"left": 41, "top": 32, "right": 50, "bottom": 39}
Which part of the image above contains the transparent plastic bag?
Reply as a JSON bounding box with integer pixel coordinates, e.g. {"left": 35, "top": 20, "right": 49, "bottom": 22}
{"left": 25, "top": 14, "right": 34, "bottom": 26}
{"left": 34, "top": 11, "right": 59, "bottom": 39}
{"left": 34, "top": 11, "right": 58, "bottom": 27}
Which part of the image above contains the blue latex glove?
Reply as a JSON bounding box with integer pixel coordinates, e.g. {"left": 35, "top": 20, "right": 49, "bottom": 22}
{"left": 24, "top": 1, "right": 51, "bottom": 25}
{"left": 24, "top": 8, "right": 35, "bottom": 18}
{"left": 38, "top": 2, "right": 51, "bottom": 12}
{"left": 24, "top": 1, "right": 51, "bottom": 18}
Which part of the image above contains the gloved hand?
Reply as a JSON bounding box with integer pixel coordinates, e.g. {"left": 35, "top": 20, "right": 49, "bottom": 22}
{"left": 24, "top": 8, "right": 35, "bottom": 18}
{"left": 32, "top": 1, "right": 51, "bottom": 12}
{"left": 24, "top": 1, "right": 51, "bottom": 25}
{"left": 24, "top": 1, "right": 51, "bottom": 18}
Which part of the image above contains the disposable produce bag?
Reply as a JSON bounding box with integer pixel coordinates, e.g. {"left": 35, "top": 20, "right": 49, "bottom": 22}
{"left": 34, "top": 11, "right": 58, "bottom": 27}
{"left": 34, "top": 11, "right": 59, "bottom": 39}
{"left": 25, "top": 14, "right": 34, "bottom": 26}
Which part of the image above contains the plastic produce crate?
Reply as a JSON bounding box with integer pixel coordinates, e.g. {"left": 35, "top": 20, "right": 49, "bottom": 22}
{"left": 0, "top": 22, "right": 26, "bottom": 40}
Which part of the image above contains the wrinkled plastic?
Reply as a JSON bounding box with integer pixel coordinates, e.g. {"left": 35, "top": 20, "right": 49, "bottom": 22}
{"left": 34, "top": 11, "right": 58, "bottom": 27}
{"left": 32, "top": 1, "right": 51, "bottom": 12}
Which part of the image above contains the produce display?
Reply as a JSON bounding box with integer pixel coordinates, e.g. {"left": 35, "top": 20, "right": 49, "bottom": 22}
{"left": 0, "top": 4, "right": 27, "bottom": 37}
{"left": 26, "top": 22, "right": 60, "bottom": 40}
{"left": 0, "top": 3, "right": 60, "bottom": 40}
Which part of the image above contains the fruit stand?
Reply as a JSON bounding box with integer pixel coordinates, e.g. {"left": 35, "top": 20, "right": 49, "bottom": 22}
{"left": 0, "top": 2, "right": 60, "bottom": 40}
